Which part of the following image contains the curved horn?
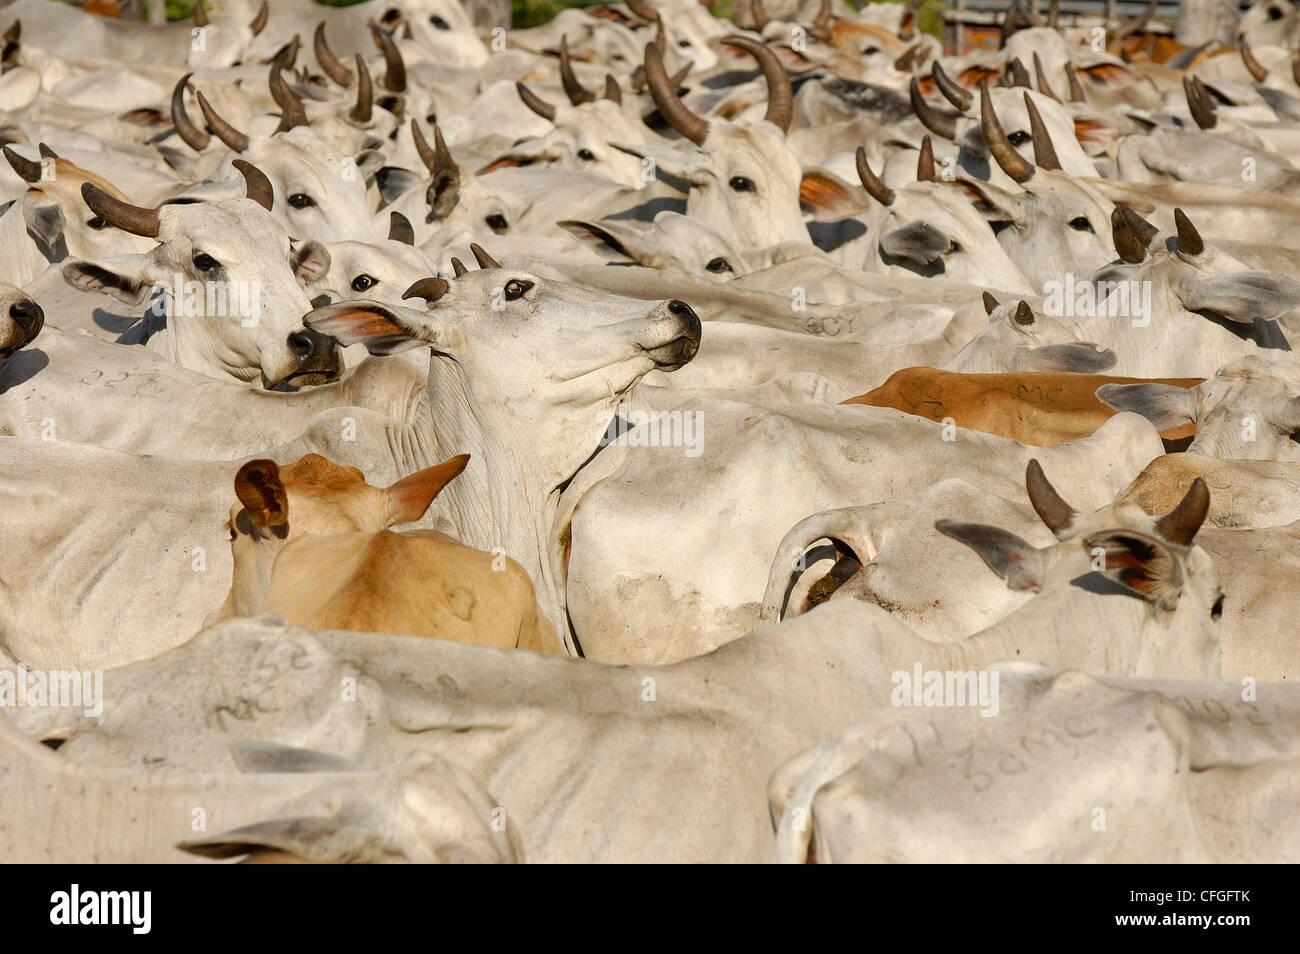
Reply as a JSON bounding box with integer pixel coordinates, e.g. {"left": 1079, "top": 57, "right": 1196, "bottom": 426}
{"left": 1000, "top": 0, "right": 1022, "bottom": 48}
{"left": 272, "top": 34, "right": 300, "bottom": 72}
{"left": 1014, "top": 300, "right": 1034, "bottom": 325}
{"left": 351, "top": 54, "right": 373, "bottom": 123}
{"left": 369, "top": 22, "right": 406, "bottom": 93}
{"left": 722, "top": 35, "right": 792, "bottom": 134}
{"left": 2, "top": 145, "right": 39, "bottom": 183}
{"left": 1065, "top": 60, "right": 1086, "bottom": 102}
{"left": 645, "top": 42, "right": 708, "bottom": 144}
{"left": 1174, "top": 207, "right": 1203, "bottom": 256}
{"left": 812, "top": 0, "right": 832, "bottom": 29}
{"left": 37, "top": 143, "right": 56, "bottom": 159}
{"left": 403, "top": 277, "right": 450, "bottom": 303}
{"left": 559, "top": 35, "right": 596, "bottom": 105}
{"left": 626, "top": 0, "right": 658, "bottom": 21}
{"left": 1026, "top": 459, "right": 1076, "bottom": 535}
{"left": 194, "top": 1, "right": 208, "bottom": 27}
{"left": 932, "top": 61, "right": 972, "bottom": 111}
{"left": 1111, "top": 207, "right": 1146, "bottom": 263}
{"left": 982, "top": 291, "right": 999, "bottom": 314}
{"left": 170, "top": 73, "right": 210, "bottom": 151}
{"left": 670, "top": 60, "right": 693, "bottom": 88}
{"left": 910, "top": 75, "right": 957, "bottom": 140}
{"left": 1006, "top": 57, "right": 1031, "bottom": 88}
{"left": 1023, "top": 92, "right": 1062, "bottom": 170}
{"left": 450, "top": 257, "right": 468, "bottom": 278}
{"left": 196, "top": 90, "right": 250, "bottom": 152}
{"left": 314, "top": 22, "right": 353, "bottom": 87}
{"left": 81, "top": 182, "right": 159, "bottom": 238}
{"left": 1183, "top": 75, "right": 1216, "bottom": 129}
{"left": 389, "top": 210, "right": 414, "bottom": 245}
{"left": 604, "top": 74, "right": 622, "bottom": 104}
{"left": 1047, "top": 0, "right": 1059, "bottom": 28}
{"left": 1154, "top": 477, "right": 1210, "bottom": 546}
{"left": 233, "top": 159, "right": 274, "bottom": 211}
{"left": 917, "top": 134, "right": 936, "bottom": 181}
{"left": 1122, "top": 205, "right": 1159, "bottom": 248}
{"left": 1032, "top": 52, "right": 1059, "bottom": 101}
{"left": 248, "top": 0, "right": 268, "bottom": 36}
{"left": 855, "top": 146, "right": 895, "bottom": 205}
{"left": 516, "top": 81, "right": 557, "bottom": 122}
{"left": 751, "top": 0, "right": 770, "bottom": 29}
{"left": 1240, "top": 36, "right": 1269, "bottom": 82}
{"left": 270, "top": 67, "right": 310, "bottom": 133}
{"left": 470, "top": 243, "right": 501, "bottom": 269}
{"left": 979, "top": 80, "right": 1034, "bottom": 182}
{"left": 412, "top": 118, "right": 437, "bottom": 173}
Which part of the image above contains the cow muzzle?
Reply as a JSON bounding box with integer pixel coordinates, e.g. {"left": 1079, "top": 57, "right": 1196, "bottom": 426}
{"left": 0, "top": 298, "right": 43, "bottom": 358}
{"left": 274, "top": 328, "right": 343, "bottom": 388}
{"left": 641, "top": 299, "right": 701, "bottom": 371}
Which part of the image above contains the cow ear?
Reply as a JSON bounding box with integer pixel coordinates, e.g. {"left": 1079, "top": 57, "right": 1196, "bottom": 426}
{"left": 234, "top": 459, "right": 289, "bottom": 529}
{"left": 935, "top": 520, "right": 1048, "bottom": 592}
{"left": 610, "top": 141, "right": 702, "bottom": 185}
{"left": 384, "top": 453, "right": 470, "bottom": 526}
{"left": 291, "top": 240, "right": 331, "bottom": 284}
{"left": 880, "top": 220, "right": 950, "bottom": 265}
{"left": 1081, "top": 530, "right": 1183, "bottom": 609}
{"left": 305, "top": 301, "right": 426, "bottom": 356}
{"left": 558, "top": 219, "right": 652, "bottom": 265}
{"left": 21, "top": 192, "right": 65, "bottom": 254}
{"left": 800, "top": 167, "right": 868, "bottom": 222}
{"left": 61, "top": 255, "right": 156, "bottom": 305}
{"left": 1174, "top": 272, "right": 1300, "bottom": 324}
{"left": 1095, "top": 382, "right": 1198, "bottom": 430}
{"left": 1015, "top": 343, "right": 1117, "bottom": 373}
{"left": 177, "top": 816, "right": 340, "bottom": 862}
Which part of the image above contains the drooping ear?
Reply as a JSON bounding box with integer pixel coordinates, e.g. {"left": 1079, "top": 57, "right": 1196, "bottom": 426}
{"left": 558, "top": 219, "right": 652, "bottom": 265}
{"left": 291, "top": 240, "right": 331, "bottom": 285}
{"left": 61, "top": 255, "right": 157, "bottom": 305}
{"left": 935, "top": 520, "right": 1049, "bottom": 592}
{"left": 304, "top": 301, "right": 426, "bottom": 356}
{"left": 1173, "top": 272, "right": 1300, "bottom": 324}
{"left": 949, "top": 176, "right": 1022, "bottom": 221}
{"left": 880, "top": 220, "right": 950, "bottom": 266}
{"left": 610, "top": 141, "right": 702, "bottom": 185}
{"left": 1095, "top": 382, "right": 1198, "bottom": 430}
{"left": 384, "top": 453, "right": 470, "bottom": 525}
{"left": 21, "top": 192, "right": 64, "bottom": 253}
{"left": 799, "top": 167, "right": 869, "bottom": 222}
{"left": 177, "top": 816, "right": 342, "bottom": 862}
{"left": 234, "top": 459, "right": 289, "bottom": 529}
{"left": 1014, "top": 342, "right": 1117, "bottom": 372}
{"left": 375, "top": 166, "right": 421, "bottom": 204}
{"left": 1081, "top": 530, "right": 1183, "bottom": 609}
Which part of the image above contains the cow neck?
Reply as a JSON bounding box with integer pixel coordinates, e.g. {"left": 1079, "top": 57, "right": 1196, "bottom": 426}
{"left": 144, "top": 313, "right": 246, "bottom": 383}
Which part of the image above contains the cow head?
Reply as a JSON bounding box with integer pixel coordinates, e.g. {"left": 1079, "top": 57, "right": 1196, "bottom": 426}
{"left": 186, "top": 0, "right": 272, "bottom": 70}
{"left": 952, "top": 293, "right": 1117, "bottom": 373}
{"left": 1240, "top": 0, "right": 1298, "bottom": 51}
{"left": 0, "top": 281, "right": 42, "bottom": 359}
{"left": 559, "top": 210, "right": 752, "bottom": 279}
{"left": 61, "top": 162, "right": 340, "bottom": 389}
{"left": 303, "top": 221, "right": 437, "bottom": 308}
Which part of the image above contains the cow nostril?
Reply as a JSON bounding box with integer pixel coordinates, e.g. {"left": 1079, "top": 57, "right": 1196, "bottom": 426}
{"left": 9, "top": 299, "right": 43, "bottom": 331}
{"left": 668, "top": 299, "right": 693, "bottom": 318}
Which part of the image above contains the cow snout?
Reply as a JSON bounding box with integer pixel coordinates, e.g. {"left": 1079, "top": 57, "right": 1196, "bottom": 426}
{"left": 645, "top": 299, "right": 702, "bottom": 371}
{"left": 283, "top": 328, "right": 343, "bottom": 387}
{"left": 1, "top": 297, "right": 43, "bottom": 357}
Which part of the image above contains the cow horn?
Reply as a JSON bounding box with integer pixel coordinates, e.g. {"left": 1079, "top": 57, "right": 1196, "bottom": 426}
{"left": 1047, "top": 0, "right": 1059, "bottom": 28}
{"left": 1065, "top": 61, "right": 1086, "bottom": 102}
{"left": 932, "top": 61, "right": 972, "bottom": 111}
{"left": 389, "top": 210, "right": 415, "bottom": 245}
{"left": 559, "top": 35, "right": 596, "bottom": 105}
{"left": 980, "top": 81, "right": 1034, "bottom": 182}
{"left": 3, "top": 145, "right": 40, "bottom": 183}
{"left": 751, "top": 0, "right": 770, "bottom": 29}
{"left": 351, "top": 55, "right": 373, "bottom": 123}
{"left": 81, "top": 182, "right": 159, "bottom": 238}
{"left": 604, "top": 74, "right": 622, "bottom": 104}
{"left": 1174, "top": 207, "right": 1204, "bottom": 256}
{"left": 917, "top": 135, "right": 937, "bottom": 181}
{"left": 3, "top": 20, "right": 18, "bottom": 44}
{"left": 855, "top": 146, "right": 895, "bottom": 205}
{"left": 37, "top": 143, "right": 56, "bottom": 159}
{"left": 233, "top": 159, "right": 274, "bottom": 211}
{"left": 470, "top": 243, "right": 501, "bottom": 269}
{"left": 249, "top": 0, "right": 268, "bottom": 36}
{"left": 1026, "top": 459, "right": 1076, "bottom": 535}
{"left": 1111, "top": 0, "right": 1156, "bottom": 39}
{"left": 451, "top": 257, "right": 468, "bottom": 278}
{"left": 1111, "top": 207, "right": 1146, "bottom": 263}
{"left": 1154, "top": 477, "right": 1210, "bottom": 546}
{"left": 270, "top": 67, "right": 310, "bottom": 133}
{"left": 272, "top": 34, "right": 300, "bottom": 71}
{"left": 645, "top": 42, "right": 708, "bottom": 144}
{"left": 812, "top": 0, "right": 832, "bottom": 30}
{"left": 722, "top": 35, "right": 792, "bottom": 134}
{"left": 1023, "top": 93, "right": 1062, "bottom": 170}
{"left": 412, "top": 118, "right": 455, "bottom": 176}
{"left": 1032, "top": 53, "right": 1059, "bottom": 101}
{"left": 170, "top": 73, "right": 210, "bottom": 151}
{"left": 516, "top": 81, "right": 557, "bottom": 122}
{"left": 626, "top": 0, "right": 658, "bottom": 21}
{"left": 403, "top": 277, "right": 450, "bottom": 303}
{"left": 196, "top": 90, "right": 250, "bottom": 153}
{"left": 982, "top": 291, "right": 999, "bottom": 314}
{"left": 1240, "top": 36, "right": 1268, "bottom": 81}
{"left": 194, "top": 1, "right": 208, "bottom": 27}
{"left": 369, "top": 22, "right": 406, "bottom": 93}
{"left": 1183, "top": 74, "right": 1216, "bottom": 129}
{"left": 1006, "top": 56, "right": 1031, "bottom": 88}
{"left": 314, "top": 23, "right": 353, "bottom": 87}
{"left": 910, "top": 75, "right": 957, "bottom": 140}
{"left": 1122, "top": 205, "right": 1159, "bottom": 248}
{"left": 999, "top": 0, "right": 1022, "bottom": 48}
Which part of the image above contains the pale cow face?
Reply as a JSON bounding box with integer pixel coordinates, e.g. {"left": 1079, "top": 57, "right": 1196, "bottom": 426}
{"left": 952, "top": 295, "right": 1117, "bottom": 373}
{"left": 0, "top": 281, "right": 43, "bottom": 359}
{"left": 304, "top": 236, "right": 437, "bottom": 308}
{"left": 559, "top": 210, "right": 752, "bottom": 279}
{"left": 503, "top": 97, "right": 651, "bottom": 188}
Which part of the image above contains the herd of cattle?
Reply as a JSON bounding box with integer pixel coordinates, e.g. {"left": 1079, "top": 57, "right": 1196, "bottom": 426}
{"left": 1, "top": 0, "right": 1300, "bottom": 863}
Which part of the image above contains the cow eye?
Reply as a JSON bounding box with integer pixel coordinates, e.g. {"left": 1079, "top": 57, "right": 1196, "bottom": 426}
{"left": 1008, "top": 131, "right": 1031, "bottom": 146}
{"left": 193, "top": 252, "right": 220, "bottom": 272}
{"left": 351, "top": 274, "right": 378, "bottom": 292}
{"left": 729, "top": 176, "right": 756, "bottom": 192}
{"left": 86, "top": 216, "right": 107, "bottom": 230}
{"left": 863, "top": 45, "right": 879, "bottom": 55}
{"left": 578, "top": 148, "right": 596, "bottom": 161}
{"left": 430, "top": 14, "right": 450, "bottom": 29}
{"left": 485, "top": 213, "right": 509, "bottom": 233}
{"left": 1068, "top": 216, "right": 1094, "bottom": 232}
{"left": 1211, "top": 593, "right": 1225, "bottom": 620}
{"left": 288, "top": 193, "right": 315, "bottom": 209}
{"left": 706, "top": 257, "right": 732, "bottom": 273}
{"left": 504, "top": 279, "right": 533, "bottom": 301}
{"left": 678, "top": 39, "right": 691, "bottom": 48}
{"left": 426, "top": 111, "right": 437, "bottom": 126}
{"left": 1270, "top": 5, "right": 1284, "bottom": 18}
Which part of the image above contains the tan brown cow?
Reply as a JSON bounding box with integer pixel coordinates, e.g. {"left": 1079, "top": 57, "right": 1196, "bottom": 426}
{"left": 844, "top": 367, "right": 1202, "bottom": 449}
{"left": 216, "top": 453, "right": 562, "bottom": 654}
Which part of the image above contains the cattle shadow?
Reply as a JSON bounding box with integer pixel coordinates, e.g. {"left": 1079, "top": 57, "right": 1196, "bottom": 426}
{"left": 0, "top": 348, "right": 50, "bottom": 393}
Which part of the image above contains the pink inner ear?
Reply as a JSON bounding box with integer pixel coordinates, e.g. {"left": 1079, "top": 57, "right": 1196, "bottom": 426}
{"left": 314, "top": 308, "right": 409, "bottom": 344}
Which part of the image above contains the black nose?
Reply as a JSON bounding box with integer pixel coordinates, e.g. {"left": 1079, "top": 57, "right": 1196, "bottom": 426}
{"left": 667, "top": 299, "right": 701, "bottom": 341}
{"left": 288, "top": 327, "right": 340, "bottom": 362}
{"left": 9, "top": 299, "right": 43, "bottom": 335}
